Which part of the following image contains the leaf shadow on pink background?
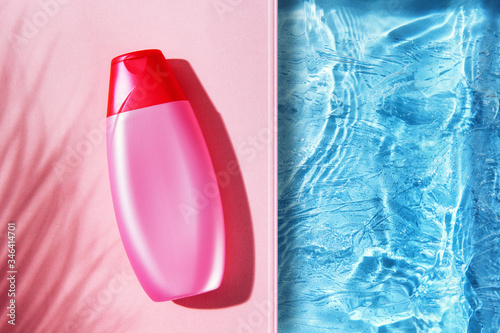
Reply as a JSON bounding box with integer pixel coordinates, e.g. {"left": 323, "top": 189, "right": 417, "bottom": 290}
{"left": 0, "top": 35, "right": 141, "bottom": 332}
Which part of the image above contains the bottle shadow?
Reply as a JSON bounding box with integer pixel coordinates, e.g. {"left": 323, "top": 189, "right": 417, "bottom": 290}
{"left": 168, "top": 59, "right": 255, "bottom": 309}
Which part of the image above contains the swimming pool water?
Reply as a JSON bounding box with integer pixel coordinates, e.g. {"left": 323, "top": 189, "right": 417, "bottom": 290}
{"left": 278, "top": 0, "right": 500, "bottom": 331}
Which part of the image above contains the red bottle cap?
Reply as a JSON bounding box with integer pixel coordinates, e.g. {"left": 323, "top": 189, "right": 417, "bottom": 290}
{"left": 107, "top": 49, "right": 186, "bottom": 117}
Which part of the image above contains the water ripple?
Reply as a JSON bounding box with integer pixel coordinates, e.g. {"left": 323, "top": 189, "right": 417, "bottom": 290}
{"left": 279, "top": 0, "right": 500, "bottom": 331}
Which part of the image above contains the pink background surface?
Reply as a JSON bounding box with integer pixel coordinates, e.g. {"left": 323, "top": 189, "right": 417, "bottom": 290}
{"left": 0, "top": 0, "right": 276, "bottom": 332}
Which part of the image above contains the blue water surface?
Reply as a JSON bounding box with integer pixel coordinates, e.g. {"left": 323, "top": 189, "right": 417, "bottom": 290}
{"left": 278, "top": 0, "right": 500, "bottom": 332}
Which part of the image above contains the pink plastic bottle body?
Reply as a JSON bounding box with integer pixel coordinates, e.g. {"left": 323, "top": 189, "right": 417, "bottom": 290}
{"left": 106, "top": 100, "right": 225, "bottom": 302}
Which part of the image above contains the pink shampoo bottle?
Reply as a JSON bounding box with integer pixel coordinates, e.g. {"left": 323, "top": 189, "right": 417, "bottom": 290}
{"left": 106, "top": 49, "right": 225, "bottom": 301}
